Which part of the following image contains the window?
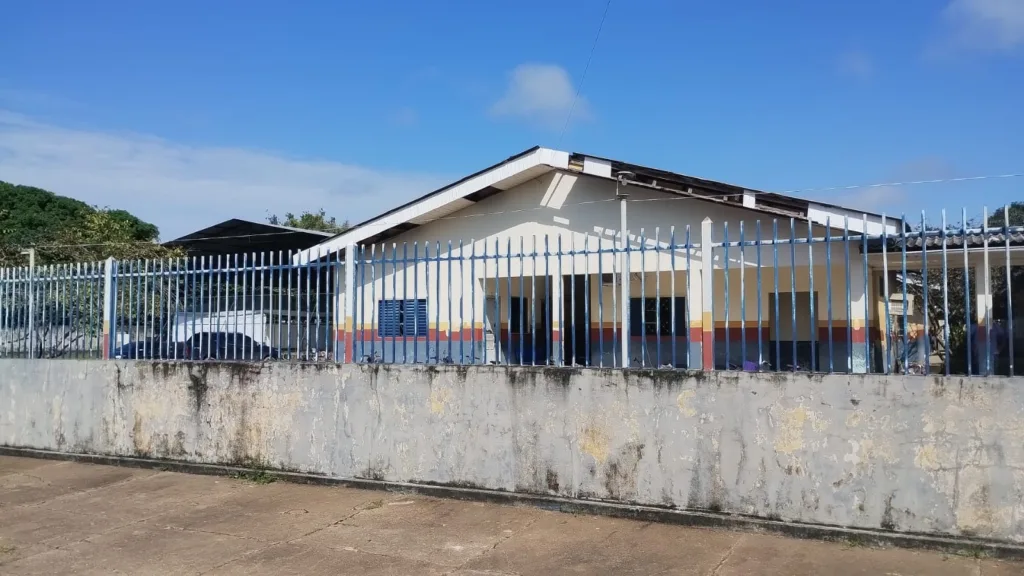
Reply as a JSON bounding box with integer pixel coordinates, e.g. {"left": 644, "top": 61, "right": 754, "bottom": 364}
{"left": 378, "top": 299, "right": 427, "bottom": 338}
{"left": 630, "top": 297, "right": 686, "bottom": 337}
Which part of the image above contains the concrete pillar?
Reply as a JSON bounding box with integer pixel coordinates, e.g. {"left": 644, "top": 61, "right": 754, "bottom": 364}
{"left": 700, "top": 218, "right": 714, "bottom": 371}
{"left": 101, "top": 257, "right": 116, "bottom": 360}
{"left": 342, "top": 244, "right": 355, "bottom": 363}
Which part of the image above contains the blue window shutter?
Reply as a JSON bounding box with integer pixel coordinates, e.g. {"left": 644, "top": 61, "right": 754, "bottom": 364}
{"left": 379, "top": 300, "right": 398, "bottom": 337}
{"left": 629, "top": 298, "right": 643, "bottom": 337}
{"left": 403, "top": 300, "right": 428, "bottom": 337}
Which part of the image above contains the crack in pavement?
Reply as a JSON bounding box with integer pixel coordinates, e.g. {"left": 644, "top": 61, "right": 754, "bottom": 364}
{"left": 10, "top": 468, "right": 159, "bottom": 510}
{"left": 442, "top": 515, "right": 542, "bottom": 576}
{"left": 2, "top": 510, "right": 169, "bottom": 568}
{"left": 195, "top": 496, "right": 401, "bottom": 575}
{"left": 2, "top": 475, "right": 248, "bottom": 567}
{"left": 708, "top": 534, "right": 746, "bottom": 576}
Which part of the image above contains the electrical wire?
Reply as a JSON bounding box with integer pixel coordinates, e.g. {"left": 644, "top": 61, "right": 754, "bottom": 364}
{"left": 556, "top": 0, "right": 613, "bottom": 148}
{"left": 13, "top": 171, "right": 1021, "bottom": 250}
{"left": 25, "top": 230, "right": 305, "bottom": 249}
{"left": 779, "top": 173, "right": 1024, "bottom": 196}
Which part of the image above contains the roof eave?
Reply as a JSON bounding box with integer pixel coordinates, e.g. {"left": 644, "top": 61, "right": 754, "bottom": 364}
{"left": 295, "top": 146, "right": 568, "bottom": 263}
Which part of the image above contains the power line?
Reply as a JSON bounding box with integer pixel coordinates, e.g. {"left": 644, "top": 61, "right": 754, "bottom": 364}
{"left": 12, "top": 170, "right": 1021, "bottom": 251}
{"left": 779, "top": 173, "right": 1024, "bottom": 196}
{"left": 556, "top": 0, "right": 612, "bottom": 148}
{"left": 24, "top": 230, "right": 306, "bottom": 250}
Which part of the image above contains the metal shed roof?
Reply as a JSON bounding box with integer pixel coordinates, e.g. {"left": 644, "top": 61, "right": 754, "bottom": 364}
{"left": 164, "top": 219, "right": 334, "bottom": 257}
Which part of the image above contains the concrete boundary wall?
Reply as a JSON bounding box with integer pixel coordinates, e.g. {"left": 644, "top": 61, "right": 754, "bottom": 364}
{"left": 2, "top": 361, "right": 1023, "bottom": 545}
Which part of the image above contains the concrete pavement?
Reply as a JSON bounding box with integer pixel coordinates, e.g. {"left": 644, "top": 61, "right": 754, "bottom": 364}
{"left": 0, "top": 456, "right": 1020, "bottom": 575}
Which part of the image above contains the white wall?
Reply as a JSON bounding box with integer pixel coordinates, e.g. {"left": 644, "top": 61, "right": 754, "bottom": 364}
{"left": 346, "top": 171, "right": 870, "bottom": 333}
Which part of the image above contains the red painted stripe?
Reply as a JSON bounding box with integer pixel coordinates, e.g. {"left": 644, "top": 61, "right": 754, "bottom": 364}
{"left": 701, "top": 330, "right": 713, "bottom": 371}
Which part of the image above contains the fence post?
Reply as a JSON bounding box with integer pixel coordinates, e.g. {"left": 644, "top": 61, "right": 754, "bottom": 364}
{"left": 0, "top": 268, "right": 5, "bottom": 357}
{"left": 343, "top": 244, "right": 356, "bottom": 363}
{"left": 102, "top": 257, "right": 116, "bottom": 359}
{"left": 25, "top": 250, "right": 36, "bottom": 358}
{"left": 701, "top": 218, "right": 714, "bottom": 371}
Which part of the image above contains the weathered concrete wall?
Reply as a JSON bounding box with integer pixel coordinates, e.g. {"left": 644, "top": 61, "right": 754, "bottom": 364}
{"left": 2, "top": 360, "right": 1023, "bottom": 543}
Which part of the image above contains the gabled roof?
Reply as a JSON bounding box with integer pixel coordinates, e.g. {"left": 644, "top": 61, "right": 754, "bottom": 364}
{"left": 296, "top": 147, "right": 902, "bottom": 263}
{"left": 165, "top": 218, "right": 333, "bottom": 256}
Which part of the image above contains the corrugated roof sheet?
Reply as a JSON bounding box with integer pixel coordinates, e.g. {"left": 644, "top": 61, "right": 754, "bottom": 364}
{"left": 866, "top": 230, "right": 1024, "bottom": 252}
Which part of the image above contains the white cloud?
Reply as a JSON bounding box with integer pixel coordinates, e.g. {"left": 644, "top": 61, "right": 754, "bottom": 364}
{"left": 490, "top": 64, "right": 589, "bottom": 129}
{"left": 942, "top": 0, "right": 1024, "bottom": 51}
{"left": 0, "top": 111, "right": 447, "bottom": 240}
{"left": 837, "top": 49, "right": 874, "bottom": 80}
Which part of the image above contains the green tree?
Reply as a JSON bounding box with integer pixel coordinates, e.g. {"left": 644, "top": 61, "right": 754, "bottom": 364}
{"left": 985, "top": 202, "right": 1024, "bottom": 229}
{"left": 267, "top": 209, "right": 350, "bottom": 235}
{"left": 0, "top": 182, "right": 183, "bottom": 358}
{"left": 39, "top": 209, "right": 181, "bottom": 263}
{"left": 0, "top": 181, "right": 177, "bottom": 266}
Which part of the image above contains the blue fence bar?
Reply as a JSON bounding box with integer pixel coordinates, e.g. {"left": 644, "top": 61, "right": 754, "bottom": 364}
{"left": 789, "top": 219, "right": 797, "bottom": 371}
{"left": 671, "top": 227, "right": 677, "bottom": 368}
{"left": 921, "top": 212, "right": 929, "bottom": 375}
{"left": 825, "top": 219, "right": 833, "bottom": 373}
{"left": 723, "top": 223, "right": 730, "bottom": 368}
{"left": 739, "top": 222, "right": 746, "bottom": 369}
{"left": 756, "top": 221, "right": 763, "bottom": 368}
{"left": 843, "top": 217, "right": 852, "bottom": 373}
{"left": 1006, "top": 205, "right": 1015, "bottom": 377}
{"left": 983, "top": 207, "right": 992, "bottom": 376}
{"left": 807, "top": 220, "right": 816, "bottom": 372}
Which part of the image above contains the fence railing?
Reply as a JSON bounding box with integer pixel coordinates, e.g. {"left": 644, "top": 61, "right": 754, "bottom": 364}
{"left": 0, "top": 263, "right": 106, "bottom": 359}
{"left": 2, "top": 209, "right": 1021, "bottom": 376}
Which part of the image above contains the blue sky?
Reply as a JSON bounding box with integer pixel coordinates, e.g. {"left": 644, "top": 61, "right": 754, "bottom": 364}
{"left": 1, "top": 0, "right": 1022, "bottom": 239}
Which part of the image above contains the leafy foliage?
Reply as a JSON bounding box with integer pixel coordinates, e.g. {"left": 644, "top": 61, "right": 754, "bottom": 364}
{"left": 267, "top": 208, "right": 349, "bottom": 235}
{"left": 41, "top": 210, "right": 181, "bottom": 263}
{"left": 985, "top": 202, "right": 1024, "bottom": 229}
{"left": 0, "top": 180, "right": 177, "bottom": 266}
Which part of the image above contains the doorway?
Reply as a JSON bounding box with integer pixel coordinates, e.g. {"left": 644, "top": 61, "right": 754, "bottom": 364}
{"left": 769, "top": 291, "right": 817, "bottom": 370}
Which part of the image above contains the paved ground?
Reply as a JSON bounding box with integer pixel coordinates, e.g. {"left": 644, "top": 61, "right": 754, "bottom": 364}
{"left": 1, "top": 456, "right": 1021, "bottom": 575}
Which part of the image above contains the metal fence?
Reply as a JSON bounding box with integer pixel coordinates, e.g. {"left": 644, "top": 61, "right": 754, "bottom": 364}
{"left": 0, "top": 263, "right": 106, "bottom": 358}
{"left": 1, "top": 209, "right": 1021, "bottom": 376}
{"left": 107, "top": 252, "right": 340, "bottom": 362}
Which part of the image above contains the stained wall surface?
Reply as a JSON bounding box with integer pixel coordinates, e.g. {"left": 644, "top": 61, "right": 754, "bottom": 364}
{"left": 2, "top": 360, "right": 1021, "bottom": 543}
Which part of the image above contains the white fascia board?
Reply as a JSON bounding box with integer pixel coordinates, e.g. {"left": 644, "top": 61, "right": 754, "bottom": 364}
{"left": 807, "top": 203, "right": 900, "bottom": 235}
{"left": 582, "top": 156, "right": 612, "bottom": 178}
{"left": 294, "top": 148, "right": 569, "bottom": 264}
